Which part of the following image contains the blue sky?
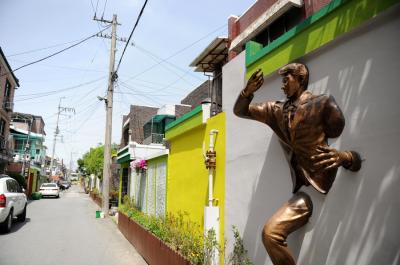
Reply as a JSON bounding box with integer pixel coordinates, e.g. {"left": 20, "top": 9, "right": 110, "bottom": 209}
{"left": 0, "top": 0, "right": 254, "bottom": 169}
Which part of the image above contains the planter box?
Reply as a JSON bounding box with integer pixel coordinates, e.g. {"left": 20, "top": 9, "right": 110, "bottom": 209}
{"left": 118, "top": 211, "right": 192, "bottom": 265}
{"left": 89, "top": 192, "right": 102, "bottom": 207}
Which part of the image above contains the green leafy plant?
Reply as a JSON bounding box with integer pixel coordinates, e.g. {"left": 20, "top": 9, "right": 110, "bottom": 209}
{"left": 119, "top": 200, "right": 221, "bottom": 265}
{"left": 91, "top": 187, "right": 99, "bottom": 195}
{"left": 227, "top": 226, "right": 253, "bottom": 265}
{"left": 203, "top": 228, "right": 220, "bottom": 265}
{"left": 7, "top": 172, "right": 26, "bottom": 188}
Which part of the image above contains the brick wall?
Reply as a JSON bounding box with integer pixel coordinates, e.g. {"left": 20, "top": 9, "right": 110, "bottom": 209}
{"left": 175, "top": 105, "right": 192, "bottom": 118}
{"left": 180, "top": 80, "right": 210, "bottom": 109}
{"left": 120, "top": 105, "right": 159, "bottom": 146}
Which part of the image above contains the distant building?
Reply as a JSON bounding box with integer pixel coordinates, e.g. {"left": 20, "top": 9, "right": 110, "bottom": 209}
{"left": 8, "top": 112, "right": 47, "bottom": 195}
{"left": 120, "top": 105, "right": 159, "bottom": 147}
{"left": 10, "top": 112, "right": 46, "bottom": 168}
{"left": 180, "top": 80, "right": 210, "bottom": 110}
{"left": 0, "top": 47, "right": 19, "bottom": 173}
{"left": 117, "top": 103, "right": 191, "bottom": 200}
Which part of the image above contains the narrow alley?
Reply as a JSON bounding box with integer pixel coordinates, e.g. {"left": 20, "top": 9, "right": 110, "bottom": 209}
{"left": 0, "top": 184, "right": 147, "bottom": 265}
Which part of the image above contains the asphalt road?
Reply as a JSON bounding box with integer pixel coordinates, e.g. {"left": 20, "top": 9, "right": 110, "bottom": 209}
{"left": 0, "top": 184, "right": 148, "bottom": 265}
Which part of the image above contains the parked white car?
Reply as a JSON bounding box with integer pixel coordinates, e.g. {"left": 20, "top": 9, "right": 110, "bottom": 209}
{"left": 0, "top": 175, "right": 27, "bottom": 233}
{"left": 39, "top": 183, "right": 60, "bottom": 198}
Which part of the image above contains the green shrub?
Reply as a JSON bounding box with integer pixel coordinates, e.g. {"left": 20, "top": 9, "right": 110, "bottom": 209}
{"left": 7, "top": 173, "right": 26, "bottom": 188}
{"left": 92, "top": 187, "right": 99, "bottom": 195}
{"left": 227, "top": 226, "right": 253, "bottom": 265}
{"left": 31, "top": 192, "right": 42, "bottom": 200}
{"left": 119, "top": 202, "right": 220, "bottom": 265}
{"left": 118, "top": 201, "right": 254, "bottom": 265}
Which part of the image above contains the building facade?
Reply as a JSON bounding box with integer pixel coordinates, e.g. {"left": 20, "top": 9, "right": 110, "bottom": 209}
{"left": 0, "top": 47, "right": 19, "bottom": 173}
{"left": 223, "top": 0, "right": 400, "bottom": 264}
{"left": 8, "top": 112, "right": 47, "bottom": 195}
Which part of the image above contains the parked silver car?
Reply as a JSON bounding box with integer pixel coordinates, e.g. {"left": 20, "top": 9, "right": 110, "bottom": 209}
{"left": 0, "top": 175, "right": 27, "bottom": 233}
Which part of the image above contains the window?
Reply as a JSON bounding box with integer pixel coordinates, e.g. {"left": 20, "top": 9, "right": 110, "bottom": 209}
{"left": 15, "top": 140, "right": 25, "bottom": 152}
{"left": 0, "top": 119, "right": 5, "bottom": 136}
{"left": 253, "top": 7, "right": 304, "bottom": 46}
{"left": 14, "top": 180, "right": 22, "bottom": 193}
{"left": 121, "top": 168, "right": 129, "bottom": 196}
{"left": 3, "top": 80, "right": 12, "bottom": 111}
{"left": 6, "top": 179, "right": 19, "bottom": 193}
{"left": 4, "top": 80, "right": 11, "bottom": 98}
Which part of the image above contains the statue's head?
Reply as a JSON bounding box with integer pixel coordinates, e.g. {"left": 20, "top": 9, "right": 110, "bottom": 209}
{"left": 278, "top": 63, "right": 309, "bottom": 99}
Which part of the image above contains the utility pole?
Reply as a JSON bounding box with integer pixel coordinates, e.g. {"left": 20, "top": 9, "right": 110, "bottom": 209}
{"left": 68, "top": 152, "right": 76, "bottom": 180}
{"left": 94, "top": 14, "right": 120, "bottom": 217}
{"left": 19, "top": 114, "right": 33, "bottom": 179}
{"left": 50, "top": 97, "right": 75, "bottom": 177}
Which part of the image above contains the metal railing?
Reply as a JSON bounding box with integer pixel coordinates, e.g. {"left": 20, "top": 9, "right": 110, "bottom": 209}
{"left": 143, "top": 133, "right": 164, "bottom": 145}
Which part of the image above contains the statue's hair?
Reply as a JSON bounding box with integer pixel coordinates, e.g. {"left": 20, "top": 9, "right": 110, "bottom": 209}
{"left": 278, "top": 63, "right": 309, "bottom": 89}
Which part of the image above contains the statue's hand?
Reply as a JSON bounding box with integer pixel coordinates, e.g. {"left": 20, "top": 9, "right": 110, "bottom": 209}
{"left": 243, "top": 69, "right": 264, "bottom": 97}
{"left": 311, "top": 145, "right": 352, "bottom": 171}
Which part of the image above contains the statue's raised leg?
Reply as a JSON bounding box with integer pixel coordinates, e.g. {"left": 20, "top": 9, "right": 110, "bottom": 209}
{"left": 262, "top": 192, "right": 313, "bottom": 265}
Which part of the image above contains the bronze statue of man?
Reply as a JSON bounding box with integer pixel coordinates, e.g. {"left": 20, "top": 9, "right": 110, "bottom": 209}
{"left": 233, "top": 63, "right": 361, "bottom": 265}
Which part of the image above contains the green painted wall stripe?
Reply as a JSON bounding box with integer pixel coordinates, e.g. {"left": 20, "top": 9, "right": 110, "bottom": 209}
{"left": 165, "top": 110, "right": 204, "bottom": 140}
{"left": 246, "top": 0, "right": 399, "bottom": 78}
{"left": 165, "top": 104, "right": 202, "bottom": 131}
{"left": 245, "top": 0, "right": 346, "bottom": 67}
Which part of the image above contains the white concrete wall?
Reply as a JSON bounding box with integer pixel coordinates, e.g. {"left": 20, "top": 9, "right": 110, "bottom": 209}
{"left": 157, "top": 104, "right": 175, "bottom": 115}
{"left": 223, "top": 7, "right": 400, "bottom": 265}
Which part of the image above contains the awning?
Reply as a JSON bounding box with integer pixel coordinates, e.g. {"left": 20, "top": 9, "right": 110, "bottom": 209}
{"left": 190, "top": 37, "right": 228, "bottom": 73}
{"left": 10, "top": 126, "right": 45, "bottom": 139}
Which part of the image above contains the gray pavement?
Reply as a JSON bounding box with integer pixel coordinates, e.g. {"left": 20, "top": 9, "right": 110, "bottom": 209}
{"left": 0, "top": 184, "right": 148, "bottom": 265}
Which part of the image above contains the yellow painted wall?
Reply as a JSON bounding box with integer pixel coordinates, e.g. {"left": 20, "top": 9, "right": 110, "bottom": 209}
{"left": 30, "top": 168, "right": 38, "bottom": 192}
{"left": 166, "top": 112, "right": 226, "bottom": 248}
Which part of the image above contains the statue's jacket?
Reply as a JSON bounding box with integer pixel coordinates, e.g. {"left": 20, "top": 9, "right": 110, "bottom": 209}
{"left": 234, "top": 90, "right": 346, "bottom": 194}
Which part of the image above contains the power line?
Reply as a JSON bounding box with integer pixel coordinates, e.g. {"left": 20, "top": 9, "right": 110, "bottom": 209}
{"left": 115, "top": 0, "right": 149, "bottom": 73}
{"left": 95, "top": 0, "right": 100, "bottom": 14}
{"left": 8, "top": 58, "right": 106, "bottom": 73}
{"left": 133, "top": 43, "right": 203, "bottom": 82}
{"left": 7, "top": 38, "right": 88, "bottom": 57}
{"left": 122, "top": 23, "right": 226, "bottom": 82}
{"left": 101, "top": 0, "right": 109, "bottom": 18}
{"left": 16, "top": 76, "right": 105, "bottom": 97}
{"left": 90, "top": 0, "right": 110, "bottom": 51}
{"left": 90, "top": 0, "right": 100, "bottom": 16}
{"left": 118, "top": 81, "right": 163, "bottom": 106}
{"left": 14, "top": 76, "right": 106, "bottom": 101}
{"left": 1, "top": 26, "right": 111, "bottom": 77}
{"left": 70, "top": 102, "right": 102, "bottom": 136}
{"left": 125, "top": 78, "right": 187, "bottom": 91}
{"left": 131, "top": 43, "right": 198, "bottom": 87}
{"left": 72, "top": 83, "right": 104, "bottom": 108}
{"left": 121, "top": 66, "right": 192, "bottom": 94}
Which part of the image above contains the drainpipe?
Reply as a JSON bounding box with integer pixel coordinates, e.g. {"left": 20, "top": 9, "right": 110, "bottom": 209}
{"left": 206, "top": 129, "right": 218, "bottom": 206}
{"left": 204, "top": 129, "right": 219, "bottom": 265}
